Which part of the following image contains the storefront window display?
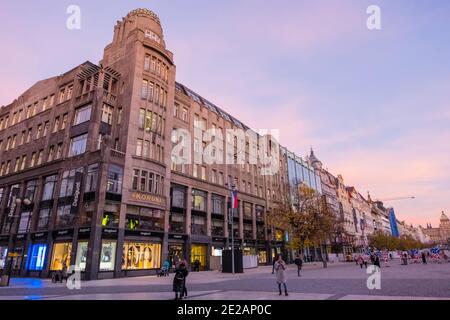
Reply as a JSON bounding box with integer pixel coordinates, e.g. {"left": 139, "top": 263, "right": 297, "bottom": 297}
{"left": 243, "top": 247, "right": 256, "bottom": 256}
{"left": 100, "top": 240, "right": 116, "bottom": 271}
{"left": 0, "top": 246, "right": 8, "bottom": 270}
{"left": 191, "top": 244, "right": 207, "bottom": 271}
{"left": 102, "top": 201, "right": 120, "bottom": 228}
{"left": 168, "top": 244, "right": 184, "bottom": 267}
{"left": 192, "top": 189, "right": 207, "bottom": 212}
{"left": 50, "top": 243, "right": 72, "bottom": 270}
{"left": 75, "top": 242, "right": 88, "bottom": 272}
{"left": 27, "top": 244, "right": 47, "bottom": 271}
{"left": 125, "top": 206, "right": 164, "bottom": 231}
{"left": 122, "top": 242, "right": 161, "bottom": 270}
{"left": 258, "top": 250, "right": 267, "bottom": 264}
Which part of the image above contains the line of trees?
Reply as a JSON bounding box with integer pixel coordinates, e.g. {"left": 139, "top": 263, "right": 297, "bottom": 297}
{"left": 267, "top": 184, "right": 341, "bottom": 268}
{"left": 369, "top": 231, "right": 426, "bottom": 251}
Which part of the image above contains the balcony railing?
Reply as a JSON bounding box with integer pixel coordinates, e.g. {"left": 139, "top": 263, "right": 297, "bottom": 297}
{"left": 103, "top": 90, "right": 117, "bottom": 105}
{"left": 111, "top": 149, "right": 125, "bottom": 159}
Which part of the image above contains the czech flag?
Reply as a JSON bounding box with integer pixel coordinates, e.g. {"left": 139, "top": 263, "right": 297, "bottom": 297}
{"left": 231, "top": 190, "right": 238, "bottom": 209}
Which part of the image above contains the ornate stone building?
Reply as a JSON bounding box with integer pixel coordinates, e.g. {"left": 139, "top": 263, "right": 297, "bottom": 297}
{"left": 423, "top": 212, "right": 450, "bottom": 244}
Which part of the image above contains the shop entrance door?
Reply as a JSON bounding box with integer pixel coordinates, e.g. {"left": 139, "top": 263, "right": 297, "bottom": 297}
{"left": 191, "top": 244, "right": 207, "bottom": 271}
{"left": 168, "top": 244, "right": 185, "bottom": 269}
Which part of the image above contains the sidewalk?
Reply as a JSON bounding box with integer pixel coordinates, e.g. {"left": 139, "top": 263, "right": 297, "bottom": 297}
{"left": 3, "top": 261, "right": 350, "bottom": 289}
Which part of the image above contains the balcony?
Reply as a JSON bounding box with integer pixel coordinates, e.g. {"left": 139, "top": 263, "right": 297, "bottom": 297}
{"left": 111, "top": 149, "right": 125, "bottom": 159}
{"left": 75, "top": 90, "right": 95, "bottom": 106}
{"left": 103, "top": 90, "right": 117, "bottom": 105}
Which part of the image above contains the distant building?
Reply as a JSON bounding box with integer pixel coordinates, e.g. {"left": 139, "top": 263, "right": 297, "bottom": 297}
{"left": 423, "top": 212, "right": 450, "bottom": 244}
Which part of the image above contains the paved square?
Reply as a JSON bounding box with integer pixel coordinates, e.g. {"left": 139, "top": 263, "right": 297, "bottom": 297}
{"left": 1, "top": 260, "right": 449, "bottom": 300}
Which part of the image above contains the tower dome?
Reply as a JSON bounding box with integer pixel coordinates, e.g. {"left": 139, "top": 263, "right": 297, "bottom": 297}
{"left": 440, "top": 212, "right": 449, "bottom": 222}
{"left": 309, "top": 148, "right": 322, "bottom": 170}
{"left": 126, "top": 8, "right": 161, "bottom": 25}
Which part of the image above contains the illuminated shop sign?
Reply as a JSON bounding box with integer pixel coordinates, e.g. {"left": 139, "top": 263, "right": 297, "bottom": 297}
{"left": 130, "top": 192, "right": 166, "bottom": 206}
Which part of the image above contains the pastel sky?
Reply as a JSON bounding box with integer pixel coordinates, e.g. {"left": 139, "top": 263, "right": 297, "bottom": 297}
{"left": 1, "top": 0, "right": 449, "bottom": 227}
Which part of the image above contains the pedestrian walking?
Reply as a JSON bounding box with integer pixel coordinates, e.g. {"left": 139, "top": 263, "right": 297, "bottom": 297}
{"left": 173, "top": 261, "right": 188, "bottom": 300}
{"left": 274, "top": 255, "right": 288, "bottom": 296}
{"left": 272, "top": 255, "right": 278, "bottom": 274}
{"left": 421, "top": 252, "right": 427, "bottom": 264}
{"left": 193, "top": 259, "right": 201, "bottom": 272}
{"left": 374, "top": 255, "right": 381, "bottom": 268}
{"left": 294, "top": 255, "right": 303, "bottom": 277}
{"left": 357, "top": 254, "right": 364, "bottom": 269}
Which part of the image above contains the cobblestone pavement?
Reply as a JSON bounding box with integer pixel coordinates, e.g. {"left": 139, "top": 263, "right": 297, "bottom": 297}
{"left": 1, "top": 260, "right": 449, "bottom": 300}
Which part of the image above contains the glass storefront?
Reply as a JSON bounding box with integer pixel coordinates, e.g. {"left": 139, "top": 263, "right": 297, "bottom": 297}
{"left": 100, "top": 240, "right": 116, "bottom": 271}
{"left": 258, "top": 250, "right": 267, "bottom": 264}
{"left": 243, "top": 247, "right": 256, "bottom": 256}
{"left": 50, "top": 243, "right": 72, "bottom": 271}
{"left": 0, "top": 246, "right": 8, "bottom": 270}
{"left": 75, "top": 241, "right": 88, "bottom": 271}
{"left": 191, "top": 244, "right": 207, "bottom": 271}
{"left": 122, "top": 242, "right": 161, "bottom": 270}
{"left": 27, "top": 244, "right": 48, "bottom": 271}
{"left": 168, "top": 244, "right": 184, "bottom": 267}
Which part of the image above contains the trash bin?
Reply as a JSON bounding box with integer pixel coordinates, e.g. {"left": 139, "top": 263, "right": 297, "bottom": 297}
{"left": 0, "top": 275, "right": 9, "bottom": 287}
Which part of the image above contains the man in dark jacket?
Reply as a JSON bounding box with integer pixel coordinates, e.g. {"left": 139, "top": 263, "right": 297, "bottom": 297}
{"left": 173, "top": 262, "right": 188, "bottom": 300}
{"left": 294, "top": 255, "right": 303, "bottom": 277}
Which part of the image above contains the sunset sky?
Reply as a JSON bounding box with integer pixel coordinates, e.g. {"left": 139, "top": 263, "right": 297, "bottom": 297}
{"left": 0, "top": 0, "right": 449, "bottom": 227}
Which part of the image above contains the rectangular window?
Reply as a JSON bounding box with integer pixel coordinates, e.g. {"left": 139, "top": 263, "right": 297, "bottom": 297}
{"left": 56, "top": 143, "right": 63, "bottom": 159}
{"left": 26, "top": 129, "right": 32, "bottom": 143}
{"left": 139, "top": 109, "right": 145, "bottom": 129}
{"left": 75, "top": 242, "right": 88, "bottom": 272}
{"left": 43, "top": 121, "right": 49, "bottom": 137}
{"left": 100, "top": 240, "right": 116, "bottom": 271}
{"left": 122, "top": 242, "right": 161, "bottom": 270}
{"left": 53, "top": 117, "right": 60, "bottom": 133}
{"left": 61, "top": 113, "right": 68, "bottom": 130}
{"left": 144, "top": 55, "right": 150, "bottom": 71}
{"left": 59, "top": 88, "right": 66, "bottom": 104}
{"left": 27, "top": 244, "right": 48, "bottom": 271}
{"left": 18, "top": 211, "right": 32, "bottom": 233}
{"left": 50, "top": 243, "right": 72, "bottom": 271}
{"left": 69, "top": 134, "right": 88, "bottom": 157}
{"left": 20, "top": 155, "right": 26, "bottom": 171}
{"left": 36, "top": 124, "right": 42, "bottom": 140}
{"left": 101, "top": 104, "right": 113, "bottom": 124}
{"left": 48, "top": 146, "right": 55, "bottom": 162}
{"left": 85, "top": 163, "right": 99, "bottom": 192}
{"left": 74, "top": 104, "right": 92, "bottom": 125}
{"left": 36, "top": 208, "right": 50, "bottom": 230}
{"left": 106, "top": 165, "right": 123, "bottom": 194}
{"left": 42, "top": 175, "right": 58, "bottom": 201}
{"left": 141, "top": 80, "right": 148, "bottom": 99}
{"left": 136, "top": 139, "right": 143, "bottom": 156}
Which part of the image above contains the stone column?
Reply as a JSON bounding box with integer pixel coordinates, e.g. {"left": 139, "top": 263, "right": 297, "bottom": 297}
{"left": 252, "top": 203, "right": 257, "bottom": 240}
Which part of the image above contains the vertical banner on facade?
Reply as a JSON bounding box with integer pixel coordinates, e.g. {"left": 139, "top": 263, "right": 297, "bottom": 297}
{"left": 70, "top": 172, "right": 83, "bottom": 215}
{"left": 8, "top": 187, "right": 20, "bottom": 218}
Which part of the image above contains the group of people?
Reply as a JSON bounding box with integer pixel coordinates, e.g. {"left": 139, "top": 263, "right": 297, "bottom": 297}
{"left": 355, "top": 253, "right": 381, "bottom": 269}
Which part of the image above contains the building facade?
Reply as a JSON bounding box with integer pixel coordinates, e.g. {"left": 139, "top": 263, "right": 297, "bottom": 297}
{"left": 0, "top": 9, "right": 323, "bottom": 279}
{"left": 423, "top": 212, "right": 450, "bottom": 244}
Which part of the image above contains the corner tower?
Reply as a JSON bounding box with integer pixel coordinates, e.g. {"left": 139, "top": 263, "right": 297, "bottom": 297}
{"left": 99, "top": 8, "right": 177, "bottom": 277}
